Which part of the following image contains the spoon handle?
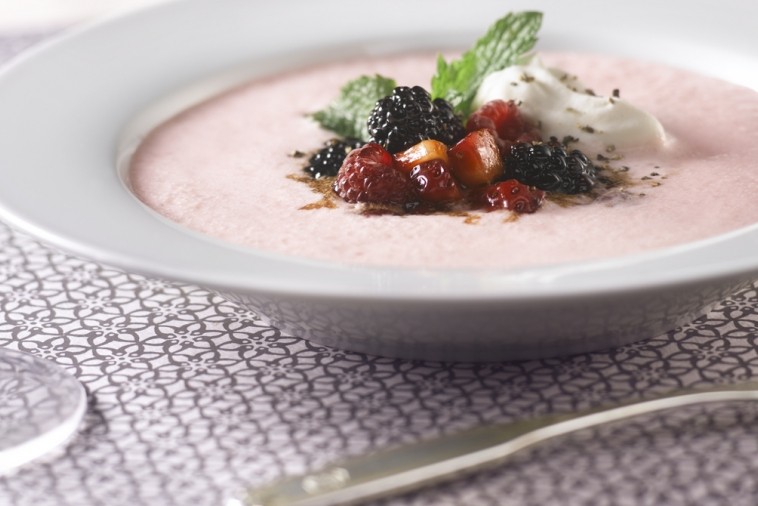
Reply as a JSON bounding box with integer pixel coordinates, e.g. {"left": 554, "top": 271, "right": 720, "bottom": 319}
{"left": 232, "top": 385, "right": 758, "bottom": 506}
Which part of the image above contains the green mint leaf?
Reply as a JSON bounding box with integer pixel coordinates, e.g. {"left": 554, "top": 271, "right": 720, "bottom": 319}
{"left": 431, "top": 11, "right": 543, "bottom": 118}
{"left": 311, "top": 74, "right": 396, "bottom": 140}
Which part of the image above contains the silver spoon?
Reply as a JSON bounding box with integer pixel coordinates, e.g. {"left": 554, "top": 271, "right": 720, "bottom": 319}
{"left": 229, "top": 383, "right": 758, "bottom": 506}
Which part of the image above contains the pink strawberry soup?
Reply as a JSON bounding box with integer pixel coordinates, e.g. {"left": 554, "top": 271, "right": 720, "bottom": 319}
{"left": 128, "top": 52, "right": 758, "bottom": 269}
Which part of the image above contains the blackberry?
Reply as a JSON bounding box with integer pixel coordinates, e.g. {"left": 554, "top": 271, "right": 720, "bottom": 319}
{"left": 367, "top": 86, "right": 465, "bottom": 153}
{"left": 504, "top": 142, "right": 598, "bottom": 194}
{"left": 304, "top": 138, "right": 364, "bottom": 179}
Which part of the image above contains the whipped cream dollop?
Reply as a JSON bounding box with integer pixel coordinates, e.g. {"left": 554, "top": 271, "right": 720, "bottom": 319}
{"left": 474, "top": 57, "right": 666, "bottom": 151}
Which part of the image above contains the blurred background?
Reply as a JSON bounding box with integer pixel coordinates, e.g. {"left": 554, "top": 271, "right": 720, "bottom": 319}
{"left": 0, "top": 0, "right": 166, "bottom": 30}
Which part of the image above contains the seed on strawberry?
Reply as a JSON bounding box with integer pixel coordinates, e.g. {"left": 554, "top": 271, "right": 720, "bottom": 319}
{"left": 466, "top": 99, "right": 541, "bottom": 145}
{"left": 409, "top": 159, "right": 462, "bottom": 205}
{"left": 333, "top": 142, "right": 417, "bottom": 206}
{"left": 474, "top": 179, "right": 545, "bottom": 213}
{"left": 394, "top": 139, "right": 449, "bottom": 174}
{"left": 448, "top": 129, "right": 504, "bottom": 188}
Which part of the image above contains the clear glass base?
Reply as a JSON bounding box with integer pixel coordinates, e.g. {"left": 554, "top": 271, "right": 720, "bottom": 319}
{"left": 0, "top": 348, "right": 86, "bottom": 474}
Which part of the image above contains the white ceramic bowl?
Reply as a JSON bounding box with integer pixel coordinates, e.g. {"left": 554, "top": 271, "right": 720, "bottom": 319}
{"left": 0, "top": 0, "right": 756, "bottom": 361}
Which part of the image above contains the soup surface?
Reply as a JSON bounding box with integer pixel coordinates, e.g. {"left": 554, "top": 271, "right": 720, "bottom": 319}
{"left": 129, "top": 52, "right": 758, "bottom": 269}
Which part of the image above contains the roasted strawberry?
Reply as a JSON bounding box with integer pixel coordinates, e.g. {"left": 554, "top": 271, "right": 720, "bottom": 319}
{"left": 394, "top": 139, "right": 449, "bottom": 174}
{"left": 410, "top": 159, "right": 462, "bottom": 205}
{"left": 474, "top": 179, "right": 545, "bottom": 213}
{"left": 333, "top": 143, "right": 417, "bottom": 206}
{"left": 448, "top": 129, "right": 504, "bottom": 187}
{"left": 466, "top": 99, "right": 541, "bottom": 145}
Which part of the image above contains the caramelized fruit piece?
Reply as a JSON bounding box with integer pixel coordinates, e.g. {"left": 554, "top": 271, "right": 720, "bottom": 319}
{"left": 448, "top": 129, "right": 504, "bottom": 187}
{"left": 466, "top": 99, "right": 539, "bottom": 142}
{"left": 410, "top": 159, "right": 463, "bottom": 205}
{"left": 394, "top": 140, "right": 450, "bottom": 174}
{"left": 474, "top": 179, "right": 545, "bottom": 213}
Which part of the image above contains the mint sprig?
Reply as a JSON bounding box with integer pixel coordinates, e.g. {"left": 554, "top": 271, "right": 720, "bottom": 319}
{"left": 310, "top": 11, "right": 543, "bottom": 138}
{"left": 311, "top": 74, "right": 396, "bottom": 140}
{"left": 431, "top": 11, "right": 543, "bottom": 117}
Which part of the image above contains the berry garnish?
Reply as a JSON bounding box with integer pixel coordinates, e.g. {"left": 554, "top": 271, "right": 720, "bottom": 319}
{"left": 504, "top": 142, "right": 598, "bottom": 194}
{"left": 367, "top": 86, "right": 465, "bottom": 153}
{"left": 333, "top": 142, "right": 417, "bottom": 206}
{"left": 410, "top": 160, "right": 463, "bottom": 205}
{"left": 448, "top": 129, "right": 504, "bottom": 187}
{"left": 394, "top": 139, "right": 449, "bottom": 174}
{"left": 304, "top": 138, "right": 364, "bottom": 179}
{"left": 466, "top": 100, "right": 538, "bottom": 141}
{"left": 474, "top": 180, "right": 545, "bottom": 213}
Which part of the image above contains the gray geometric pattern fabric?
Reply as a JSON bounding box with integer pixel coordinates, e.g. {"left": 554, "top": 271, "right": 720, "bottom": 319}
{"left": 0, "top": 349, "right": 83, "bottom": 453}
{"left": 1, "top": 32, "right": 758, "bottom": 506}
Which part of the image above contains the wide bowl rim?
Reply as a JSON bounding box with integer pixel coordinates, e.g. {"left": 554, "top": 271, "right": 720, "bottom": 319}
{"left": 0, "top": 0, "right": 756, "bottom": 302}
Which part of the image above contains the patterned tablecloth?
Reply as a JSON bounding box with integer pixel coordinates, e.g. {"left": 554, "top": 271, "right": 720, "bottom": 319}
{"left": 1, "top": 30, "right": 758, "bottom": 506}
